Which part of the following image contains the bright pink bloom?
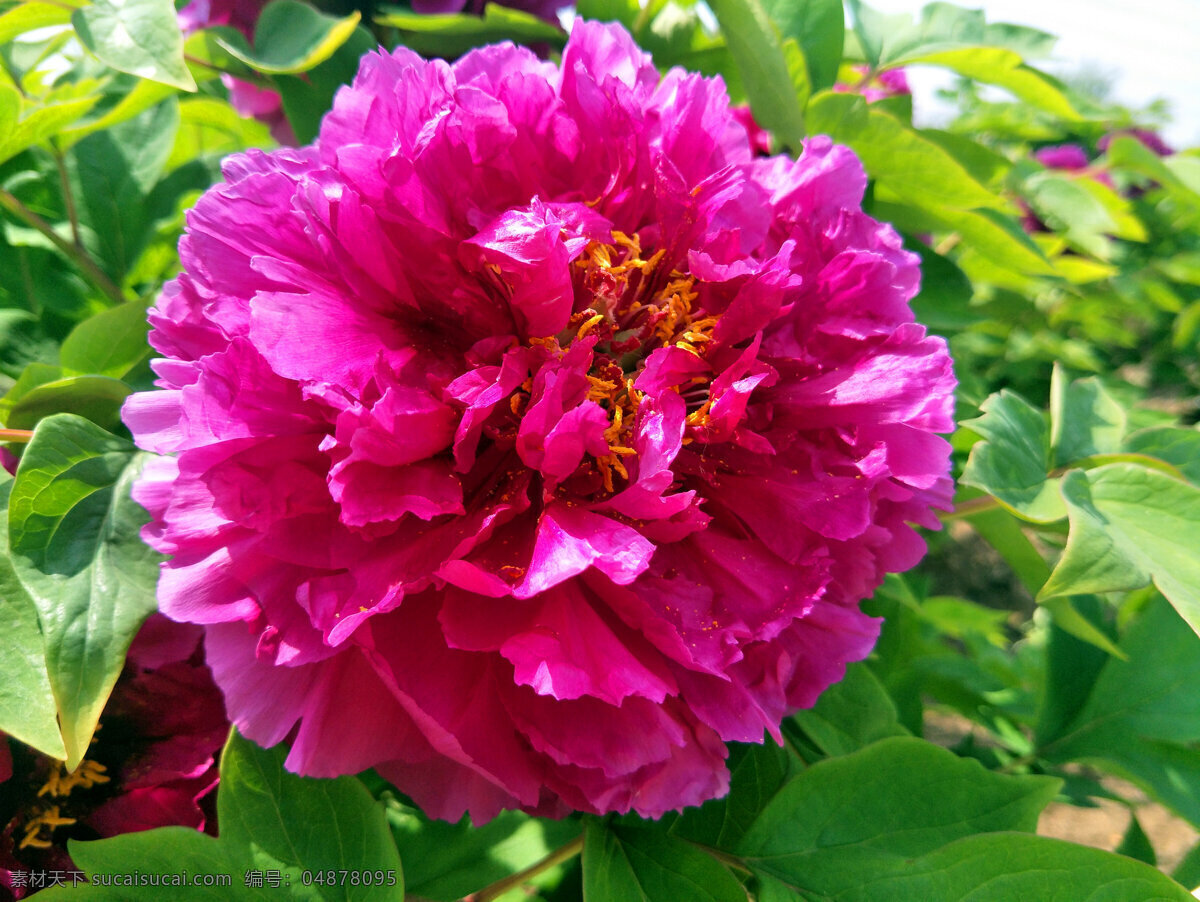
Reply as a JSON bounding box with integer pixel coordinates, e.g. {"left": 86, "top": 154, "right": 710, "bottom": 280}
{"left": 125, "top": 21, "right": 954, "bottom": 822}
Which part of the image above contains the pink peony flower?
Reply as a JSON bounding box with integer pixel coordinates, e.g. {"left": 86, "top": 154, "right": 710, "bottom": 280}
{"left": 0, "top": 617, "right": 227, "bottom": 899}
{"left": 124, "top": 21, "right": 955, "bottom": 822}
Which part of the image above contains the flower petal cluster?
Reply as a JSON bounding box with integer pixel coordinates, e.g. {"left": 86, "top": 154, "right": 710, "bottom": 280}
{"left": 125, "top": 21, "right": 955, "bottom": 822}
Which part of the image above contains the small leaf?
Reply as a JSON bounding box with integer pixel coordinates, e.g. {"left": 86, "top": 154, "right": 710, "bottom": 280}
{"left": 0, "top": 84, "right": 99, "bottom": 166}
{"left": 216, "top": 0, "right": 361, "bottom": 75}
{"left": 0, "top": 474, "right": 65, "bottom": 759}
{"left": 960, "top": 389, "right": 1066, "bottom": 523}
{"left": 71, "top": 0, "right": 196, "bottom": 91}
{"left": 3, "top": 375, "right": 131, "bottom": 431}
{"left": 276, "top": 25, "right": 376, "bottom": 145}
{"left": 8, "top": 415, "right": 160, "bottom": 768}
{"left": 0, "top": 0, "right": 79, "bottom": 46}
{"left": 60, "top": 299, "right": 152, "bottom": 380}
{"left": 374, "top": 4, "right": 564, "bottom": 58}
{"left": 583, "top": 819, "right": 745, "bottom": 902}
{"left": 1023, "top": 171, "right": 1118, "bottom": 259}
{"left": 1040, "top": 464, "right": 1200, "bottom": 637}
{"left": 1049, "top": 366, "right": 1126, "bottom": 468}
{"left": 708, "top": 0, "right": 807, "bottom": 149}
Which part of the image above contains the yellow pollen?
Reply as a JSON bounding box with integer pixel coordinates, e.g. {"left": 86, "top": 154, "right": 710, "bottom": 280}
{"left": 577, "top": 313, "right": 606, "bottom": 339}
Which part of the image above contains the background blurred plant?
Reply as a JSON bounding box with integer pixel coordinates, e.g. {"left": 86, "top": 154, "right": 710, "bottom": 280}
{"left": 0, "top": 0, "right": 1198, "bottom": 899}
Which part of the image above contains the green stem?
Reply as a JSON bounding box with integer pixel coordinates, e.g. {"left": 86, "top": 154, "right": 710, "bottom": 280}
{"left": 941, "top": 494, "right": 1002, "bottom": 520}
{"left": 0, "top": 189, "right": 125, "bottom": 306}
{"left": 52, "top": 150, "right": 81, "bottom": 248}
{"left": 466, "top": 833, "right": 584, "bottom": 902}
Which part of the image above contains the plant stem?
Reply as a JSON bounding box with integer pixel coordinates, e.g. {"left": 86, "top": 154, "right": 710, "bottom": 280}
{"left": 0, "top": 429, "right": 36, "bottom": 443}
{"left": 941, "top": 494, "right": 1001, "bottom": 520}
{"left": 0, "top": 189, "right": 126, "bottom": 306}
{"left": 52, "top": 150, "right": 81, "bottom": 247}
{"left": 466, "top": 833, "right": 584, "bottom": 902}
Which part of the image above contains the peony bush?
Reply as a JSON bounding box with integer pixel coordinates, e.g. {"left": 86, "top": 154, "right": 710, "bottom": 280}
{"left": 0, "top": 0, "right": 1198, "bottom": 899}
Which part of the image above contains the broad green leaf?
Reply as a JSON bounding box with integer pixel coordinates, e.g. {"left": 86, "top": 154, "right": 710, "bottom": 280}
{"left": 373, "top": 4, "right": 564, "bottom": 58}
{"left": 789, "top": 662, "right": 908, "bottom": 757}
{"left": 908, "top": 241, "right": 979, "bottom": 330}
{"left": 216, "top": 0, "right": 360, "bottom": 75}
{"left": 7, "top": 415, "right": 159, "bottom": 769}
{"left": 1123, "top": 427, "right": 1200, "bottom": 484}
{"left": 1173, "top": 839, "right": 1200, "bottom": 891}
{"left": 67, "top": 98, "right": 179, "bottom": 280}
{"left": 1116, "top": 813, "right": 1156, "bottom": 866}
{"left": 387, "top": 805, "right": 578, "bottom": 901}
{"left": 1041, "top": 598, "right": 1200, "bottom": 829}
{"left": 0, "top": 474, "right": 64, "bottom": 759}
{"left": 760, "top": 0, "right": 842, "bottom": 92}
{"left": 60, "top": 299, "right": 151, "bottom": 379}
{"left": 1049, "top": 366, "right": 1126, "bottom": 468}
{"left": 960, "top": 389, "right": 1065, "bottom": 523}
{"left": 1034, "top": 594, "right": 1115, "bottom": 748}
{"left": 708, "top": 0, "right": 806, "bottom": 149}
{"left": 57, "top": 78, "right": 176, "bottom": 148}
{"left": 218, "top": 732, "right": 405, "bottom": 898}
{"left": 672, "top": 740, "right": 795, "bottom": 850}
{"left": 40, "top": 730, "right": 405, "bottom": 900}
{"left": 3, "top": 374, "right": 130, "bottom": 431}
{"left": 898, "top": 47, "right": 1077, "bottom": 118}
{"left": 71, "top": 0, "right": 196, "bottom": 91}
{"left": 735, "top": 737, "right": 1059, "bottom": 890}
{"left": 1040, "top": 465, "right": 1200, "bottom": 636}
{"left": 1105, "top": 135, "right": 1200, "bottom": 201}
{"left": 784, "top": 833, "right": 1193, "bottom": 901}
{"left": 806, "top": 92, "right": 1002, "bottom": 210}
{"left": 583, "top": 819, "right": 745, "bottom": 902}
{"left": 0, "top": 83, "right": 99, "bottom": 166}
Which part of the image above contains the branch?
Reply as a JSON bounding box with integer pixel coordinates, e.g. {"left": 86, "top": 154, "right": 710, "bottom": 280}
{"left": 0, "top": 189, "right": 126, "bottom": 306}
{"left": 465, "top": 833, "right": 584, "bottom": 902}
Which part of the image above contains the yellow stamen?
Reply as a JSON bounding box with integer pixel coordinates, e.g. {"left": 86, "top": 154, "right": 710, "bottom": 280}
{"left": 576, "top": 313, "right": 606, "bottom": 339}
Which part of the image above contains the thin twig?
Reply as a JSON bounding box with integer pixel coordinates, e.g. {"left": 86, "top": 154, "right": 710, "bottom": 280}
{"left": 465, "top": 833, "right": 584, "bottom": 902}
{"left": 0, "top": 429, "right": 36, "bottom": 443}
{"left": 0, "top": 189, "right": 125, "bottom": 306}
{"left": 52, "top": 150, "right": 81, "bottom": 247}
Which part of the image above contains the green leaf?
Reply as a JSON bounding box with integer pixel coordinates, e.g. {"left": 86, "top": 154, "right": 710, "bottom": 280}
{"left": 708, "top": 0, "right": 807, "bottom": 149}
{"left": 0, "top": 83, "right": 99, "bottom": 166}
{"left": 387, "top": 805, "right": 578, "bottom": 901}
{"left": 60, "top": 299, "right": 151, "bottom": 380}
{"left": 71, "top": 0, "right": 196, "bottom": 91}
{"left": 0, "top": 0, "right": 79, "bottom": 46}
{"left": 960, "top": 389, "right": 1066, "bottom": 523}
{"left": 735, "top": 737, "right": 1059, "bottom": 891}
{"left": 792, "top": 833, "right": 1193, "bottom": 901}
{"left": 1042, "top": 598, "right": 1200, "bottom": 830}
{"left": 1034, "top": 594, "right": 1115, "bottom": 747}
{"left": 760, "top": 0, "right": 843, "bottom": 92}
{"left": 1049, "top": 366, "right": 1126, "bottom": 468}
{"left": 789, "top": 662, "right": 908, "bottom": 757}
{"left": 1040, "top": 464, "right": 1200, "bottom": 637}
{"left": 2, "top": 374, "right": 130, "bottom": 431}
{"left": 0, "top": 474, "right": 65, "bottom": 759}
{"left": 66, "top": 98, "right": 179, "bottom": 281}
{"left": 1023, "top": 171, "right": 1118, "bottom": 259}
{"left": 672, "top": 740, "right": 795, "bottom": 850}
{"left": 374, "top": 5, "right": 564, "bottom": 58}
{"left": 1116, "top": 813, "right": 1157, "bottom": 866}
{"left": 583, "top": 819, "right": 745, "bottom": 902}
{"left": 1123, "top": 427, "right": 1200, "bottom": 485}
{"left": 7, "top": 414, "right": 159, "bottom": 769}
{"left": 166, "top": 96, "right": 273, "bottom": 170}
{"left": 898, "top": 47, "right": 1077, "bottom": 118}
{"left": 40, "top": 730, "right": 404, "bottom": 900}
{"left": 215, "top": 0, "right": 360, "bottom": 75}
{"left": 806, "top": 92, "right": 1002, "bottom": 210}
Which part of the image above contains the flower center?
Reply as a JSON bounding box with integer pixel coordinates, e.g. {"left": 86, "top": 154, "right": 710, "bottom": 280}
{"left": 510, "top": 232, "right": 719, "bottom": 494}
